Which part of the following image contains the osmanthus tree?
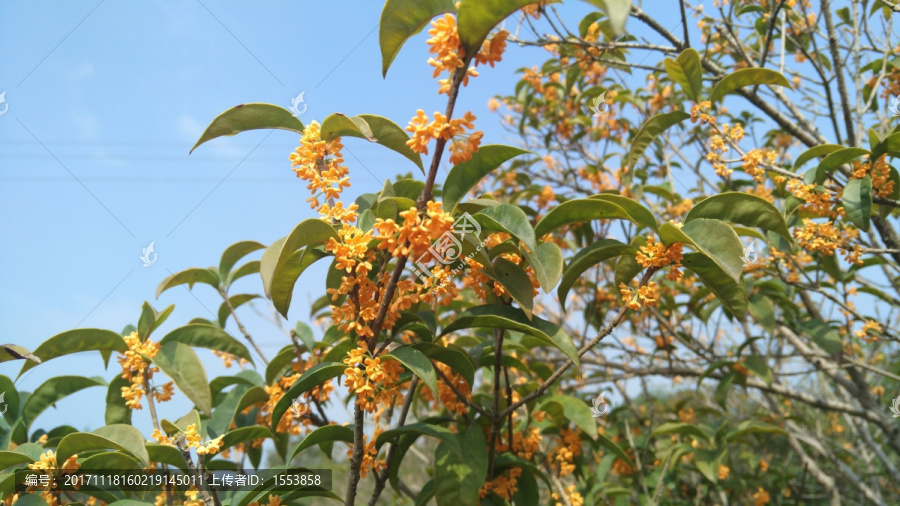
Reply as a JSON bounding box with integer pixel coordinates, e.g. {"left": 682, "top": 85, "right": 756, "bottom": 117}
{"left": 1, "top": 1, "right": 899, "bottom": 506}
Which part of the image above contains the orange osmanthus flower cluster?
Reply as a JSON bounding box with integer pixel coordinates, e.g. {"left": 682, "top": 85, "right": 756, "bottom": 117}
{"left": 343, "top": 342, "right": 405, "bottom": 413}
{"left": 426, "top": 13, "right": 509, "bottom": 95}
{"left": 479, "top": 467, "right": 523, "bottom": 500}
{"left": 117, "top": 331, "right": 174, "bottom": 410}
{"left": 635, "top": 235, "right": 684, "bottom": 281}
{"left": 794, "top": 218, "right": 862, "bottom": 265}
{"left": 420, "top": 361, "right": 472, "bottom": 415}
{"left": 290, "top": 120, "right": 353, "bottom": 216}
{"left": 548, "top": 427, "right": 583, "bottom": 476}
{"left": 346, "top": 428, "right": 385, "bottom": 479}
{"left": 852, "top": 155, "right": 895, "bottom": 199}
{"left": 182, "top": 423, "right": 223, "bottom": 455}
{"left": 406, "top": 109, "right": 483, "bottom": 165}
{"left": 23, "top": 450, "right": 80, "bottom": 506}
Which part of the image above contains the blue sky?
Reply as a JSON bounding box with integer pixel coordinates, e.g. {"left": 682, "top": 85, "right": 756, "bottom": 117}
{"left": 4, "top": 0, "right": 675, "bottom": 435}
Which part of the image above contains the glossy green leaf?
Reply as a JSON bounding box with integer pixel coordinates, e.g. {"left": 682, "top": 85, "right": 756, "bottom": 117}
{"left": 380, "top": 0, "right": 457, "bottom": 76}
{"left": 146, "top": 443, "right": 188, "bottom": 470}
{"left": 57, "top": 425, "right": 149, "bottom": 466}
{"left": 682, "top": 252, "right": 748, "bottom": 319}
{"left": 377, "top": 422, "right": 463, "bottom": 457}
{"left": 442, "top": 305, "right": 580, "bottom": 370}
{"left": 534, "top": 198, "right": 633, "bottom": 238}
{"left": 651, "top": 422, "right": 711, "bottom": 442}
{"left": 320, "top": 113, "right": 374, "bottom": 141}
{"left": 724, "top": 419, "right": 786, "bottom": 442}
{"left": 842, "top": 175, "right": 872, "bottom": 231}
{"left": 538, "top": 394, "right": 597, "bottom": 438}
{"left": 800, "top": 319, "right": 842, "bottom": 355}
{"left": 105, "top": 375, "right": 132, "bottom": 425}
{"left": 22, "top": 376, "right": 105, "bottom": 429}
{"left": 794, "top": 144, "right": 843, "bottom": 169}
{"left": 815, "top": 147, "right": 869, "bottom": 183}
{"left": 152, "top": 342, "right": 212, "bottom": 415}
{"left": 457, "top": 0, "right": 536, "bottom": 63}
{"left": 411, "top": 342, "right": 475, "bottom": 388}
{"left": 685, "top": 192, "right": 791, "bottom": 240}
{"left": 432, "top": 426, "right": 487, "bottom": 506}
{"left": 288, "top": 425, "right": 354, "bottom": 462}
{"left": 559, "top": 239, "right": 633, "bottom": 308}
{"left": 660, "top": 219, "right": 745, "bottom": 282}
{"left": 590, "top": 194, "right": 659, "bottom": 233}
{"left": 218, "top": 426, "right": 275, "bottom": 454}
{"left": 664, "top": 48, "right": 703, "bottom": 102}
{"left": 0, "top": 451, "right": 34, "bottom": 468}
{"left": 260, "top": 219, "right": 338, "bottom": 318}
{"left": 482, "top": 257, "right": 534, "bottom": 318}
{"left": 709, "top": 68, "right": 791, "bottom": 102}
{"left": 18, "top": 329, "right": 126, "bottom": 378}
{"left": 219, "top": 241, "right": 265, "bottom": 281}
{"left": 474, "top": 203, "right": 537, "bottom": 252}
{"left": 614, "top": 236, "right": 647, "bottom": 287}
{"left": 156, "top": 268, "right": 220, "bottom": 298}
{"left": 271, "top": 363, "right": 345, "bottom": 429}
{"left": 442, "top": 145, "right": 530, "bottom": 213}
{"left": 160, "top": 324, "right": 254, "bottom": 365}
{"left": 523, "top": 241, "right": 564, "bottom": 293}
{"left": 386, "top": 347, "right": 439, "bottom": 398}
{"left": 359, "top": 114, "right": 425, "bottom": 172}
{"left": 190, "top": 103, "right": 304, "bottom": 153}
{"left": 621, "top": 111, "right": 690, "bottom": 170}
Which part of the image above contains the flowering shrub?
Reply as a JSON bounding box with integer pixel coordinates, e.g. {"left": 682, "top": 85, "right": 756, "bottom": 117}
{"left": 4, "top": 1, "right": 900, "bottom": 505}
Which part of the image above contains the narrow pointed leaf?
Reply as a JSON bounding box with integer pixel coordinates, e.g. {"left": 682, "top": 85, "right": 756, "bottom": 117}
{"left": 710, "top": 68, "right": 791, "bottom": 103}
{"left": 191, "top": 103, "right": 304, "bottom": 153}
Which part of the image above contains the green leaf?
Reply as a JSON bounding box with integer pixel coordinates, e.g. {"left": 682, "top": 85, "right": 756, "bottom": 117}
{"left": 682, "top": 252, "right": 748, "bottom": 319}
{"left": 271, "top": 363, "right": 345, "bottom": 429}
{"left": 685, "top": 192, "right": 791, "bottom": 240}
{"left": 105, "top": 375, "right": 132, "bottom": 425}
{"left": 218, "top": 294, "right": 261, "bottom": 327}
{"left": 538, "top": 394, "right": 597, "bottom": 438}
{"left": 57, "top": 425, "right": 150, "bottom": 466}
{"left": 599, "top": 0, "right": 633, "bottom": 37}
{"left": 615, "top": 236, "right": 646, "bottom": 287}
{"left": 359, "top": 114, "right": 426, "bottom": 172}
{"left": 156, "top": 268, "right": 220, "bottom": 298}
{"left": 411, "top": 343, "right": 475, "bottom": 388}
{"left": 146, "top": 444, "right": 188, "bottom": 470}
{"left": 457, "top": 0, "right": 536, "bottom": 64}
{"left": 482, "top": 257, "right": 534, "bottom": 318}
{"left": 432, "top": 426, "right": 487, "bottom": 506}
{"left": 743, "top": 356, "right": 773, "bottom": 385}
{"left": 22, "top": 376, "right": 105, "bottom": 429}
{"left": 748, "top": 293, "right": 775, "bottom": 332}
{"left": 443, "top": 145, "right": 531, "bottom": 213}
{"left": 379, "top": 0, "right": 457, "bottom": 76}
{"left": 260, "top": 219, "right": 339, "bottom": 318}
{"left": 288, "top": 425, "right": 354, "bottom": 462}
{"left": 660, "top": 219, "right": 745, "bottom": 282}
{"left": 651, "top": 422, "right": 711, "bottom": 442}
{"left": 621, "top": 111, "right": 690, "bottom": 170}
{"left": 474, "top": 203, "right": 537, "bottom": 252}
{"left": 386, "top": 347, "right": 439, "bottom": 398}
{"left": 12, "top": 495, "right": 47, "bottom": 506}
{"left": 160, "top": 324, "right": 254, "bottom": 365}
{"left": 219, "top": 241, "right": 265, "bottom": 281}
{"left": 377, "top": 422, "right": 464, "bottom": 458}
{"left": 18, "top": 329, "right": 126, "bottom": 378}
{"left": 523, "top": 242, "right": 564, "bottom": 294}
{"left": 842, "top": 175, "right": 873, "bottom": 231}
{"left": 794, "top": 144, "right": 843, "bottom": 169}
{"left": 815, "top": 147, "right": 870, "bottom": 183}
{"left": 229, "top": 260, "right": 260, "bottom": 285}
{"left": 190, "top": 103, "right": 304, "bottom": 153}
{"left": 724, "top": 419, "right": 786, "bottom": 442}
{"left": 294, "top": 321, "right": 316, "bottom": 351}
{"left": 596, "top": 433, "right": 634, "bottom": 467}
{"left": 534, "top": 198, "right": 634, "bottom": 238}
{"left": 218, "top": 426, "right": 275, "bottom": 454}
{"left": 590, "top": 194, "right": 659, "bottom": 233}
{"left": 558, "top": 239, "right": 633, "bottom": 308}
{"left": 320, "top": 113, "right": 374, "bottom": 141}
{"left": 709, "top": 68, "right": 791, "bottom": 102}
{"left": 152, "top": 342, "right": 212, "bottom": 415}
{"left": 664, "top": 48, "right": 703, "bottom": 102}
{"left": 442, "top": 305, "right": 580, "bottom": 370}
{"left": 800, "top": 319, "right": 842, "bottom": 355}
{"left": 0, "top": 345, "right": 40, "bottom": 365}
{"left": 0, "top": 451, "right": 35, "bottom": 468}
